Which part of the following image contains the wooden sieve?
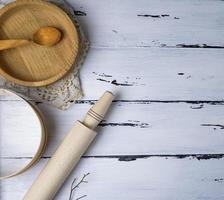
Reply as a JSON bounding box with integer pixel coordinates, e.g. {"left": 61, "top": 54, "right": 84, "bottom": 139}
{"left": 0, "top": 88, "right": 47, "bottom": 179}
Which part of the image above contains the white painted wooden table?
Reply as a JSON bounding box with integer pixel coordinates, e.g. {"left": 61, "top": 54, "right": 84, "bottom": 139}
{"left": 1, "top": 0, "right": 224, "bottom": 199}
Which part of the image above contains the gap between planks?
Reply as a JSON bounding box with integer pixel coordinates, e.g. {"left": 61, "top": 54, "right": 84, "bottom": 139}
{"left": 87, "top": 45, "right": 224, "bottom": 49}
{"left": 2, "top": 154, "right": 224, "bottom": 161}
{"left": 1, "top": 99, "right": 224, "bottom": 105}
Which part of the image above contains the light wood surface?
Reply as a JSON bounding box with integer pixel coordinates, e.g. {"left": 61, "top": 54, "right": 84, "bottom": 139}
{"left": 0, "top": 0, "right": 79, "bottom": 87}
{"left": 68, "top": 0, "right": 224, "bottom": 48}
{"left": 1, "top": 157, "right": 224, "bottom": 200}
{"left": 0, "top": 0, "right": 224, "bottom": 199}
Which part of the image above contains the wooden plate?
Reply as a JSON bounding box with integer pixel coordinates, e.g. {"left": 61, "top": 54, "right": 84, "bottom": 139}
{"left": 0, "top": 0, "right": 79, "bottom": 87}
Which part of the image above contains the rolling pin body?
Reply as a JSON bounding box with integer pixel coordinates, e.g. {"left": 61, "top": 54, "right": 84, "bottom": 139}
{"left": 23, "top": 121, "right": 96, "bottom": 200}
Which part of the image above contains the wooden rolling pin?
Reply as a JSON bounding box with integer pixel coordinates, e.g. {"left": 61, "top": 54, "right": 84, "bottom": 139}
{"left": 23, "top": 91, "right": 114, "bottom": 200}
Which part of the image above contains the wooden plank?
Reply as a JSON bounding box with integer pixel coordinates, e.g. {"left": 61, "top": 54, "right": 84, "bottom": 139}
{"left": 67, "top": 0, "right": 224, "bottom": 48}
{"left": 1, "top": 0, "right": 224, "bottom": 48}
{"left": 1, "top": 157, "right": 224, "bottom": 199}
{"left": 1, "top": 49, "right": 224, "bottom": 101}
{"left": 80, "top": 48, "right": 224, "bottom": 100}
{"left": 1, "top": 100, "right": 224, "bottom": 157}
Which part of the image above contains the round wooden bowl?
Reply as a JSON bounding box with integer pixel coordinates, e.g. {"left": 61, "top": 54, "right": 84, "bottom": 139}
{"left": 0, "top": 0, "right": 79, "bottom": 87}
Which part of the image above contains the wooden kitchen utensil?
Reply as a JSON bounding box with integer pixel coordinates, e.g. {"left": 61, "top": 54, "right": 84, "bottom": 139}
{"left": 0, "top": 27, "right": 62, "bottom": 50}
{"left": 23, "top": 91, "right": 115, "bottom": 200}
{"left": 0, "top": 88, "right": 47, "bottom": 180}
{"left": 0, "top": 0, "right": 79, "bottom": 87}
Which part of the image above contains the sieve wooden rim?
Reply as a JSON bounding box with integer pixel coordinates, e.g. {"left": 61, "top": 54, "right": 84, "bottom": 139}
{"left": 0, "top": 88, "right": 47, "bottom": 180}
